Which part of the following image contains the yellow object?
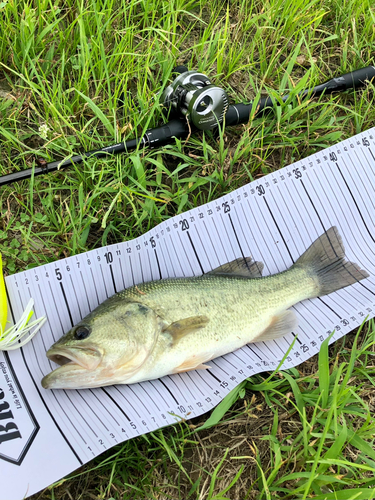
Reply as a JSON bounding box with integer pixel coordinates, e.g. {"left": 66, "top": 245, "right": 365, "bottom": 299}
{"left": 0, "top": 253, "right": 7, "bottom": 334}
{"left": 0, "top": 252, "right": 46, "bottom": 350}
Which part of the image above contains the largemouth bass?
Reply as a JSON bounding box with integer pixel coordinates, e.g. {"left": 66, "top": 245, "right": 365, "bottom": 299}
{"left": 42, "top": 227, "right": 369, "bottom": 390}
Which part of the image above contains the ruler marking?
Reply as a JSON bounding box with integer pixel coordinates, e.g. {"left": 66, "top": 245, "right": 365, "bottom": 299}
{"left": 159, "top": 379, "right": 179, "bottom": 405}
{"left": 76, "top": 391, "right": 110, "bottom": 432}
{"left": 89, "top": 389, "right": 120, "bottom": 426}
{"left": 138, "top": 383, "right": 161, "bottom": 412}
{"left": 239, "top": 203, "right": 271, "bottom": 274}
{"left": 210, "top": 359, "right": 230, "bottom": 377}
{"left": 227, "top": 212, "right": 244, "bottom": 257}
{"left": 263, "top": 197, "right": 294, "bottom": 263}
{"left": 206, "top": 370, "right": 221, "bottom": 383}
{"left": 146, "top": 248, "right": 154, "bottom": 281}
{"left": 127, "top": 386, "right": 152, "bottom": 415}
{"left": 59, "top": 282, "right": 74, "bottom": 327}
{"left": 69, "top": 274, "right": 83, "bottom": 319}
{"left": 50, "top": 390, "right": 89, "bottom": 449}
{"left": 194, "top": 221, "right": 211, "bottom": 266}
{"left": 203, "top": 220, "right": 221, "bottom": 266}
{"left": 219, "top": 211, "right": 236, "bottom": 256}
{"left": 227, "top": 212, "right": 262, "bottom": 275}
{"left": 268, "top": 189, "right": 300, "bottom": 257}
{"left": 129, "top": 255, "right": 135, "bottom": 285}
{"left": 109, "top": 264, "right": 117, "bottom": 293}
{"left": 297, "top": 325, "right": 311, "bottom": 341}
{"left": 277, "top": 186, "right": 305, "bottom": 248}
{"left": 63, "top": 391, "right": 98, "bottom": 438}
{"left": 154, "top": 249, "right": 162, "bottom": 279}
{"left": 166, "top": 375, "right": 189, "bottom": 403}
{"left": 231, "top": 350, "right": 250, "bottom": 365}
{"left": 211, "top": 217, "right": 230, "bottom": 262}
{"left": 138, "top": 253, "right": 145, "bottom": 283}
{"left": 335, "top": 163, "right": 375, "bottom": 244}
{"left": 219, "top": 355, "right": 238, "bottom": 370}
{"left": 101, "top": 388, "right": 131, "bottom": 422}
{"left": 79, "top": 270, "right": 91, "bottom": 311}
{"left": 118, "top": 258, "right": 126, "bottom": 290}
{"left": 166, "top": 236, "right": 179, "bottom": 277}
{"left": 186, "top": 372, "right": 205, "bottom": 397}
{"left": 157, "top": 239, "right": 170, "bottom": 278}
{"left": 112, "top": 387, "right": 141, "bottom": 419}
{"left": 176, "top": 373, "right": 196, "bottom": 400}
{"left": 90, "top": 268, "right": 100, "bottom": 305}
{"left": 246, "top": 198, "right": 280, "bottom": 271}
{"left": 99, "top": 263, "right": 109, "bottom": 298}
{"left": 317, "top": 298, "right": 341, "bottom": 319}
{"left": 148, "top": 381, "right": 170, "bottom": 409}
{"left": 258, "top": 200, "right": 288, "bottom": 269}
{"left": 196, "top": 371, "right": 214, "bottom": 391}
{"left": 246, "top": 345, "right": 262, "bottom": 360}
{"left": 186, "top": 231, "right": 204, "bottom": 274}
{"left": 177, "top": 232, "right": 195, "bottom": 275}
{"left": 352, "top": 150, "right": 375, "bottom": 208}
{"left": 291, "top": 333, "right": 302, "bottom": 344}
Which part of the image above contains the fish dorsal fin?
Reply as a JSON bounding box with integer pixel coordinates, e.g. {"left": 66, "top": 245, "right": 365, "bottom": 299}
{"left": 207, "top": 258, "right": 264, "bottom": 278}
{"left": 253, "top": 310, "right": 298, "bottom": 342}
{"left": 163, "top": 315, "right": 210, "bottom": 344}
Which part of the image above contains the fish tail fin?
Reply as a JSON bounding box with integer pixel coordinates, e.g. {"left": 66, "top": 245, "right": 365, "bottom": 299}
{"left": 295, "top": 226, "right": 369, "bottom": 297}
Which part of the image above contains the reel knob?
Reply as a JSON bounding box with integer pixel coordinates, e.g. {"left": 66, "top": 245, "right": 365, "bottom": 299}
{"left": 162, "top": 70, "right": 229, "bottom": 130}
{"left": 187, "top": 84, "right": 228, "bottom": 130}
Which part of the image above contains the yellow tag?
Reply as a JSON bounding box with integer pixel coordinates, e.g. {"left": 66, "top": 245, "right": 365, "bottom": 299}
{"left": 0, "top": 253, "right": 7, "bottom": 334}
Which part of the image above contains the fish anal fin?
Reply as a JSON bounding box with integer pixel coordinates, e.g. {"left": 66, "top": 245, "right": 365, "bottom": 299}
{"left": 172, "top": 354, "right": 212, "bottom": 374}
{"left": 253, "top": 310, "right": 298, "bottom": 342}
{"left": 208, "top": 257, "right": 264, "bottom": 278}
{"left": 163, "top": 315, "right": 209, "bottom": 344}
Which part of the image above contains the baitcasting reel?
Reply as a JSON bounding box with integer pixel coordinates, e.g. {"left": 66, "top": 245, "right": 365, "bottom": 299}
{"left": 161, "top": 66, "right": 229, "bottom": 130}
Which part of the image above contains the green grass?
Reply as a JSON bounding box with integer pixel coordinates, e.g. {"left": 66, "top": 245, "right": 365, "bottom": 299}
{"left": 1, "top": 0, "right": 375, "bottom": 498}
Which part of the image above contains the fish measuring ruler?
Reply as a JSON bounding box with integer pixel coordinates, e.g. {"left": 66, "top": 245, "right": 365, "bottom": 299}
{"left": 1, "top": 128, "right": 375, "bottom": 500}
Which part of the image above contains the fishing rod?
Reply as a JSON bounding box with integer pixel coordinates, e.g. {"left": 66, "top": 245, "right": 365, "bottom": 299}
{"left": 1, "top": 65, "right": 374, "bottom": 187}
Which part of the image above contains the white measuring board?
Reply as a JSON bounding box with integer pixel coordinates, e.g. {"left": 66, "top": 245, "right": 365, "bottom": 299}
{"left": 1, "top": 127, "right": 375, "bottom": 500}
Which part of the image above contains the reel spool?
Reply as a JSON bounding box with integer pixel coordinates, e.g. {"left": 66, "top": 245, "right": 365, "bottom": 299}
{"left": 162, "top": 67, "right": 229, "bottom": 130}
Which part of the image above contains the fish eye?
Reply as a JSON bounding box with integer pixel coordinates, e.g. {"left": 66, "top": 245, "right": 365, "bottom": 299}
{"left": 74, "top": 325, "right": 91, "bottom": 340}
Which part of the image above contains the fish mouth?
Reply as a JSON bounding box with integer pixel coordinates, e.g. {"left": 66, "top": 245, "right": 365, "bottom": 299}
{"left": 42, "top": 346, "right": 104, "bottom": 390}
{"left": 46, "top": 345, "right": 103, "bottom": 371}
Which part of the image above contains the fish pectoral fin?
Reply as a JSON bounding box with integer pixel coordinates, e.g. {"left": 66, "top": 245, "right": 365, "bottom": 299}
{"left": 172, "top": 354, "right": 213, "bottom": 373}
{"left": 207, "top": 257, "right": 264, "bottom": 278}
{"left": 253, "top": 310, "right": 298, "bottom": 342}
{"left": 163, "top": 315, "right": 210, "bottom": 344}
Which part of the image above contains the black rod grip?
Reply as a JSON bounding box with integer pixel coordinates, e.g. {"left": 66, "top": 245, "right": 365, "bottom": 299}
{"left": 330, "top": 65, "right": 375, "bottom": 91}
{"left": 309, "top": 65, "right": 375, "bottom": 96}
{"left": 225, "top": 65, "right": 375, "bottom": 127}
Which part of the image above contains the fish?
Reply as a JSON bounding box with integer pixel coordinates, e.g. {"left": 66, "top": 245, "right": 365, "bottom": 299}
{"left": 41, "top": 226, "right": 369, "bottom": 390}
